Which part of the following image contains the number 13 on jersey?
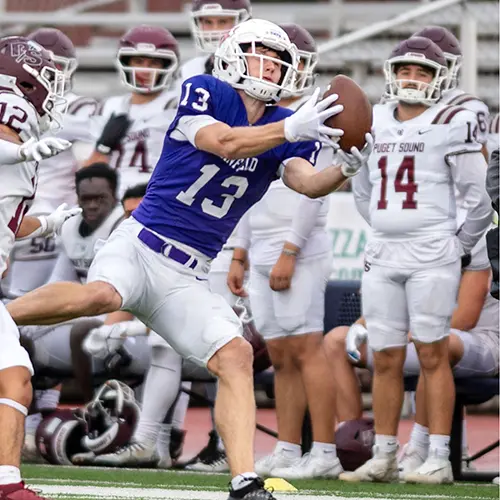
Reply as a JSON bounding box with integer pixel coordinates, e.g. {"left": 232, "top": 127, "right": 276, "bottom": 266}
{"left": 176, "top": 164, "right": 248, "bottom": 219}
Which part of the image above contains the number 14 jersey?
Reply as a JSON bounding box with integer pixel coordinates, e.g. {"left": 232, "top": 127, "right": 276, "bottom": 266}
{"left": 352, "top": 101, "right": 489, "bottom": 268}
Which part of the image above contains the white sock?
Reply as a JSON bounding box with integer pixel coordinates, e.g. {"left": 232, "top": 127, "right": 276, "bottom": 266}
{"left": 231, "top": 472, "right": 258, "bottom": 491}
{"left": 429, "top": 434, "right": 450, "bottom": 459}
{"left": 409, "top": 423, "right": 429, "bottom": 454}
{"left": 25, "top": 412, "right": 43, "bottom": 434}
{"left": 375, "top": 434, "right": 398, "bottom": 455}
{"left": 134, "top": 418, "right": 162, "bottom": 449}
{"left": 156, "top": 423, "right": 171, "bottom": 461}
{"left": 311, "top": 441, "right": 337, "bottom": 458}
{"left": 171, "top": 382, "right": 190, "bottom": 429}
{"left": 275, "top": 440, "right": 301, "bottom": 458}
{"left": 0, "top": 466, "right": 21, "bottom": 486}
{"left": 36, "top": 389, "right": 60, "bottom": 411}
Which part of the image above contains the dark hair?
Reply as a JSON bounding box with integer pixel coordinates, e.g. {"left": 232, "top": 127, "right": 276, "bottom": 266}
{"left": 75, "top": 163, "right": 118, "bottom": 196}
{"left": 122, "top": 183, "right": 148, "bottom": 203}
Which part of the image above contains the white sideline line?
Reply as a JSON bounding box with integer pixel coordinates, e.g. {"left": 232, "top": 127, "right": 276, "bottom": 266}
{"left": 31, "top": 484, "right": 494, "bottom": 500}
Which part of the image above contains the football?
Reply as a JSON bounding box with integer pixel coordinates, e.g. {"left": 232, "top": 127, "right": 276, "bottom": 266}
{"left": 322, "top": 75, "right": 372, "bottom": 152}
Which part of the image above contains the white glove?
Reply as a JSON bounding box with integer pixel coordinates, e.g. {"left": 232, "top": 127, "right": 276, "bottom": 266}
{"left": 345, "top": 323, "right": 368, "bottom": 364}
{"left": 337, "top": 133, "right": 374, "bottom": 177}
{"left": 19, "top": 137, "right": 72, "bottom": 162}
{"left": 284, "top": 87, "right": 344, "bottom": 148}
{"left": 82, "top": 321, "right": 148, "bottom": 359}
{"left": 38, "top": 203, "right": 82, "bottom": 236}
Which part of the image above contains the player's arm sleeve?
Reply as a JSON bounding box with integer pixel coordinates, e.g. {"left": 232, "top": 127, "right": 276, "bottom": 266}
{"left": 351, "top": 162, "right": 372, "bottom": 225}
{"left": 447, "top": 115, "right": 493, "bottom": 254}
{"left": 284, "top": 145, "right": 332, "bottom": 248}
{"left": 231, "top": 212, "right": 252, "bottom": 251}
{"left": 46, "top": 250, "right": 79, "bottom": 283}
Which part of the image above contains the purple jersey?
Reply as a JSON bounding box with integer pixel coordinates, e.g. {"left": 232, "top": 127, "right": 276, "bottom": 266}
{"left": 134, "top": 75, "right": 321, "bottom": 258}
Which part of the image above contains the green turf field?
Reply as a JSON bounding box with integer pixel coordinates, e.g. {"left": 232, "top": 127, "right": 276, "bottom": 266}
{"left": 22, "top": 464, "right": 499, "bottom": 500}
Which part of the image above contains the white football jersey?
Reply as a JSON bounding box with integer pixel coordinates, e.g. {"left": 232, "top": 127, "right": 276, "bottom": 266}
{"left": 0, "top": 92, "right": 41, "bottom": 277}
{"left": 487, "top": 113, "right": 499, "bottom": 160}
{"left": 31, "top": 93, "right": 98, "bottom": 213}
{"left": 353, "top": 101, "right": 486, "bottom": 267}
{"left": 242, "top": 94, "right": 331, "bottom": 265}
{"left": 441, "top": 88, "right": 490, "bottom": 145}
{"left": 56, "top": 205, "right": 124, "bottom": 282}
{"left": 94, "top": 90, "right": 178, "bottom": 196}
{"left": 175, "top": 55, "right": 212, "bottom": 96}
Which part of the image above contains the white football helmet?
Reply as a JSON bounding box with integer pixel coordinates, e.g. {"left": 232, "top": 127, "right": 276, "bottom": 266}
{"left": 384, "top": 36, "right": 448, "bottom": 106}
{"left": 213, "top": 19, "right": 299, "bottom": 103}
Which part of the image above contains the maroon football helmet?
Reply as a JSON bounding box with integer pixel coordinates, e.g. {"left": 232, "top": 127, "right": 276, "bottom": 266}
{"left": 117, "top": 25, "right": 179, "bottom": 94}
{"left": 36, "top": 409, "right": 87, "bottom": 465}
{"left": 413, "top": 26, "right": 462, "bottom": 90}
{"left": 28, "top": 28, "right": 77, "bottom": 91}
{"left": 383, "top": 36, "right": 448, "bottom": 106}
{"left": 335, "top": 417, "right": 375, "bottom": 471}
{"left": 190, "top": 0, "right": 252, "bottom": 53}
{"left": 80, "top": 379, "right": 140, "bottom": 454}
{"left": 280, "top": 23, "right": 317, "bottom": 96}
{"left": 0, "top": 36, "right": 66, "bottom": 131}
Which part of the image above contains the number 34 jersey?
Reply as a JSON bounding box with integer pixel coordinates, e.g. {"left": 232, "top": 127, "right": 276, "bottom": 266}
{"left": 134, "top": 74, "right": 320, "bottom": 259}
{"left": 353, "top": 101, "right": 489, "bottom": 267}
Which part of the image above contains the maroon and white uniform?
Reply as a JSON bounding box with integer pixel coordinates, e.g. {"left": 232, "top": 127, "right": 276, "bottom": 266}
{"left": 32, "top": 93, "right": 97, "bottom": 212}
{"left": 93, "top": 91, "right": 177, "bottom": 196}
{"left": 0, "top": 92, "right": 41, "bottom": 374}
{"left": 353, "top": 101, "right": 492, "bottom": 350}
{"left": 441, "top": 89, "right": 490, "bottom": 146}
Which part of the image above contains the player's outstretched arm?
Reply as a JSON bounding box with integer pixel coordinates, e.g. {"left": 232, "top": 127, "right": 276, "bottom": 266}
{"left": 195, "top": 120, "right": 288, "bottom": 160}
{"left": 191, "top": 88, "right": 344, "bottom": 160}
{"left": 282, "top": 157, "right": 348, "bottom": 198}
{"left": 16, "top": 203, "right": 82, "bottom": 241}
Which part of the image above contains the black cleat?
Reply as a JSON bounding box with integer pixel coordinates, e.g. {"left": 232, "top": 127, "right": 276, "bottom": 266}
{"left": 228, "top": 477, "right": 276, "bottom": 500}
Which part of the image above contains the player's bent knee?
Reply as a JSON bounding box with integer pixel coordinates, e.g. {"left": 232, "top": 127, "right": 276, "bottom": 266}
{"left": 324, "top": 326, "right": 349, "bottom": 359}
{"left": 83, "top": 281, "right": 122, "bottom": 315}
{"left": 0, "top": 366, "right": 32, "bottom": 409}
{"left": 208, "top": 337, "right": 253, "bottom": 378}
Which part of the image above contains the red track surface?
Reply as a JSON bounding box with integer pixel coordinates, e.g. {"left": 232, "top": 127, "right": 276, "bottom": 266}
{"left": 180, "top": 408, "right": 499, "bottom": 469}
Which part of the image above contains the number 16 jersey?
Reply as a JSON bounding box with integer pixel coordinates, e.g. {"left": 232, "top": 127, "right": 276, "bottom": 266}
{"left": 133, "top": 75, "right": 320, "bottom": 259}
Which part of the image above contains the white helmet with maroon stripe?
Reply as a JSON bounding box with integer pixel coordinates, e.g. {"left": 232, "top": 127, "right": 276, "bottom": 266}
{"left": 190, "top": 0, "right": 252, "bottom": 53}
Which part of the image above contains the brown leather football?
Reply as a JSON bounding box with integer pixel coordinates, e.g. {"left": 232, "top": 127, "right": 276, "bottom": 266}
{"left": 322, "top": 75, "right": 372, "bottom": 152}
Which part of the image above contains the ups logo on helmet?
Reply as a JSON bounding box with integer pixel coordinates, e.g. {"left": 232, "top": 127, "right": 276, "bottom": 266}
{"left": 4, "top": 41, "right": 43, "bottom": 67}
